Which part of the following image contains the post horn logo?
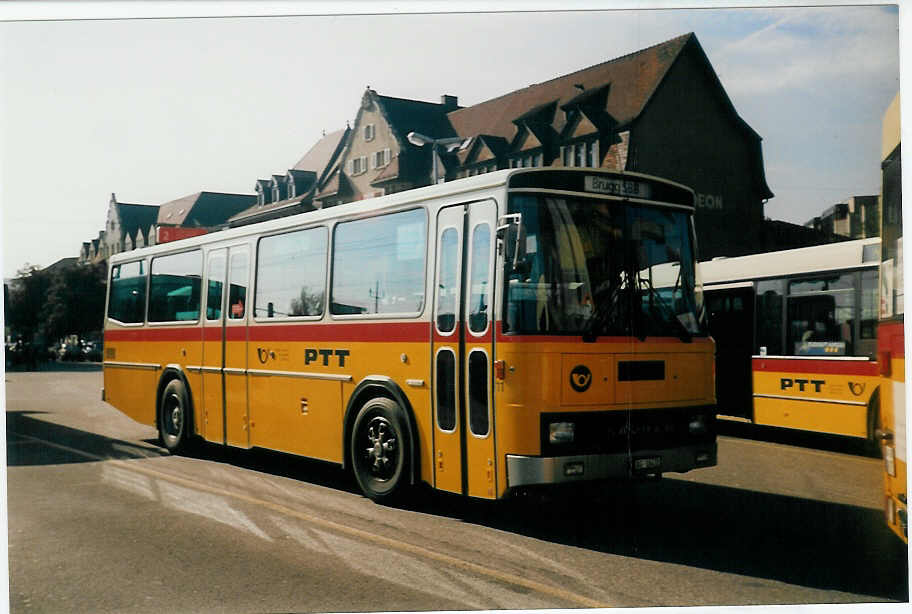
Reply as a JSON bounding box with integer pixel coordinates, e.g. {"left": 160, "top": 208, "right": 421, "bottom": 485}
{"left": 257, "top": 347, "right": 270, "bottom": 364}
{"left": 570, "top": 365, "right": 593, "bottom": 392}
{"left": 848, "top": 381, "right": 866, "bottom": 396}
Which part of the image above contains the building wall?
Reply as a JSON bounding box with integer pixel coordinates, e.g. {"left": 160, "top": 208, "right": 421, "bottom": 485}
{"left": 345, "top": 95, "right": 401, "bottom": 199}
{"left": 632, "top": 44, "right": 765, "bottom": 258}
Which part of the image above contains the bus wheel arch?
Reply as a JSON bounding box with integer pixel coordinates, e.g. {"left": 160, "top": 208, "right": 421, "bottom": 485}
{"left": 343, "top": 377, "right": 420, "bottom": 491}
{"left": 155, "top": 367, "right": 195, "bottom": 454}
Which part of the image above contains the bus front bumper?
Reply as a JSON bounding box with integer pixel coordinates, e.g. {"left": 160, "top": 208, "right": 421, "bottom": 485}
{"left": 505, "top": 444, "right": 717, "bottom": 489}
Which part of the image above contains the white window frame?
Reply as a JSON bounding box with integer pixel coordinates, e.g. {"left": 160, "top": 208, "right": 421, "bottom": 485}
{"left": 350, "top": 156, "right": 368, "bottom": 175}
{"left": 364, "top": 124, "right": 375, "bottom": 142}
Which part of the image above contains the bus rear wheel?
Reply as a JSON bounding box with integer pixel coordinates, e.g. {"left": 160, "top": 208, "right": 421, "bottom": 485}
{"left": 159, "top": 379, "right": 192, "bottom": 454}
{"left": 350, "top": 397, "right": 410, "bottom": 503}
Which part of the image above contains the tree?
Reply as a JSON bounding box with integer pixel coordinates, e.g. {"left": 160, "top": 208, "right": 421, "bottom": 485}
{"left": 6, "top": 263, "right": 52, "bottom": 342}
{"left": 40, "top": 261, "right": 107, "bottom": 342}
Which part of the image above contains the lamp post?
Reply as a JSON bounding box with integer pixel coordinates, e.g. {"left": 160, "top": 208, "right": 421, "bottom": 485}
{"left": 406, "top": 131, "right": 469, "bottom": 185}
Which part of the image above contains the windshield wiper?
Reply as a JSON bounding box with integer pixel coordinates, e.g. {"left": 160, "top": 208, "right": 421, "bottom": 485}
{"left": 636, "top": 274, "right": 692, "bottom": 342}
{"left": 582, "top": 282, "right": 624, "bottom": 342}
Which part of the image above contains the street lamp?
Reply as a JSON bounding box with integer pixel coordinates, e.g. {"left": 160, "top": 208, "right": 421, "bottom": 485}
{"left": 406, "top": 131, "right": 469, "bottom": 185}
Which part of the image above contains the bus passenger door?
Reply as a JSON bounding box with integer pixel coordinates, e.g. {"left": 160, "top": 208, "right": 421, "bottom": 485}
{"left": 432, "top": 200, "right": 498, "bottom": 499}
{"left": 224, "top": 247, "right": 250, "bottom": 448}
{"left": 202, "top": 249, "right": 226, "bottom": 443}
{"left": 463, "top": 200, "right": 497, "bottom": 498}
{"left": 432, "top": 206, "right": 464, "bottom": 494}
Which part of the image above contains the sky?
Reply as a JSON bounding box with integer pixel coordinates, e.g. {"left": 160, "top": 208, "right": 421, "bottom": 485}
{"left": 0, "top": 1, "right": 902, "bottom": 279}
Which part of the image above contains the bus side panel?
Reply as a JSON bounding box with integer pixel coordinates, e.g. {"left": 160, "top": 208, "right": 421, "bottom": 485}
{"left": 880, "top": 319, "right": 907, "bottom": 541}
{"left": 752, "top": 357, "right": 879, "bottom": 438}
{"left": 245, "top": 331, "right": 431, "bottom": 473}
{"left": 249, "top": 374, "right": 343, "bottom": 462}
{"left": 103, "top": 363, "right": 158, "bottom": 426}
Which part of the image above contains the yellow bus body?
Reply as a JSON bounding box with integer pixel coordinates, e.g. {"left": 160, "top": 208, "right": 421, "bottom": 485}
{"left": 104, "top": 168, "right": 717, "bottom": 501}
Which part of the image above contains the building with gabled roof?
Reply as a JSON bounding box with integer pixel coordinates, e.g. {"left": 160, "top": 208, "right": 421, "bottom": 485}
{"left": 315, "top": 89, "right": 460, "bottom": 206}
{"left": 315, "top": 33, "right": 775, "bottom": 257}
{"left": 88, "top": 194, "right": 160, "bottom": 263}
{"left": 156, "top": 191, "right": 256, "bottom": 230}
{"left": 445, "top": 32, "right": 773, "bottom": 258}
{"left": 230, "top": 127, "right": 350, "bottom": 227}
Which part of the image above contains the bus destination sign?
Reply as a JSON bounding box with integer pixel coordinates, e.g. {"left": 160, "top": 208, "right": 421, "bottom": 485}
{"left": 585, "top": 175, "right": 652, "bottom": 200}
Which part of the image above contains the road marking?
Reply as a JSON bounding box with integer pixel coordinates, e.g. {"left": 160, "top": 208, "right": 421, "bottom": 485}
{"left": 12, "top": 431, "right": 611, "bottom": 609}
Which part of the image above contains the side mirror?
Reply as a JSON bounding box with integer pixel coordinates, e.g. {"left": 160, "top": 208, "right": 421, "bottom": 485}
{"left": 497, "top": 213, "right": 525, "bottom": 272}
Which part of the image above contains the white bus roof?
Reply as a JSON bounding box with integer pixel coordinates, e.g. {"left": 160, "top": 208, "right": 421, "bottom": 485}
{"left": 108, "top": 168, "right": 695, "bottom": 266}
{"left": 699, "top": 237, "right": 880, "bottom": 287}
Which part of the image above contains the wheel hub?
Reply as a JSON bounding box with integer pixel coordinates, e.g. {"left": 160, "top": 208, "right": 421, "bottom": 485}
{"left": 364, "top": 417, "right": 397, "bottom": 479}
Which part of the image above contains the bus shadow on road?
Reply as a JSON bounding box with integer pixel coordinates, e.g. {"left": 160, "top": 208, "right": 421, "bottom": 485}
{"left": 6, "top": 411, "right": 167, "bottom": 466}
{"left": 419, "top": 477, "right": 909, "bottom": 603}
{"left": 718, "top": 420, "right": 880, "bottom": 458}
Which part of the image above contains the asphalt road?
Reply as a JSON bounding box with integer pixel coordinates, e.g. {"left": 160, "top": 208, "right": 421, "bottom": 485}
{"left": 5, "top": 365, "right": 909, "bottom": 612}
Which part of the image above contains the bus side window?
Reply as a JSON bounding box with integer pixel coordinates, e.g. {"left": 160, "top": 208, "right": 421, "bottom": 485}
{"left": 755, "top": 279, "right": 784, "bottom": 356}
{"left": 108, "top": 260, "right": 147, "bottom": 324}
{"left": 331, "top": 209, "right": 427, "bottom": 316}
{"left": 255, "top": 227, "right": 327, "bottom": 318}
{"left": 148, "top": 250, "right": 202, "bottom": 323}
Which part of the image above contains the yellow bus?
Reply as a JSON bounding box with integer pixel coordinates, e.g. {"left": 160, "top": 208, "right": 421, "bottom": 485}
{"left": 103, "top": 168, "right": 717, "bottom": 502}
{"left": 700, "top": 238, "right": 884, "bottom": 442}
{"left": 877, "top": 92, "right": 905, "bottom": 542}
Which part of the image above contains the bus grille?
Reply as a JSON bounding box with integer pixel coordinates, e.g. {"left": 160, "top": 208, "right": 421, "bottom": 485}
{"left": 539, "top": 407, "right": 716, "bottom": 457}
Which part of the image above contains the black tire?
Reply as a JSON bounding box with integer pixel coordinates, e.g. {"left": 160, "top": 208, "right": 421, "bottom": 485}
{"left": 350, "top": 397, "right": 410, "bottom": 502}
{"left": 158, "top": 379, "right": 192, "bottom": 454}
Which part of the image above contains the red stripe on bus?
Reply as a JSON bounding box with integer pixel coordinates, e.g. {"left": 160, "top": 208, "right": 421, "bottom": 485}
{"left": 106, "top": 322, "right": 431, "bottom": 344}
{"left": 249, "top": 322, "right": 429, "bottom": 343}
{"left": 494, "top": 321, "right": 711, "bottom": 345}
{"left": 105, "top": 327, "right": 201, "bottom": 342}
{"left": 752, "top": 357, "right": 880, "bottom": 376}
{"left": 878, "top": 320, "right": 905, "bottom": 358}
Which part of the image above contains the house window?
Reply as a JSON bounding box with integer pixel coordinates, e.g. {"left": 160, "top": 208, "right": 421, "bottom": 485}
{"left": 287, "top": 179, "right": 295, "bottom": 199}
{"left": 587, "top": 141, "right": 599, "bottom": 167}
{"left": 350, "top": 156, "right": 368, "bottom": 175}
{"left": 562, "top": 145, "right": 572, "bottom": 166}
{"left": 372, "top": 148, "right": 390, "bottom": 169}
{"left": 364, "top": 124, "right": 375, "bottom": 141}
{"left": 575, "top": 142, "right": 585, "bottom": 167}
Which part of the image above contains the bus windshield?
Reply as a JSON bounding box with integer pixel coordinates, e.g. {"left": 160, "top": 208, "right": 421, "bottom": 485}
{"left": 503, "top": 193, "right": 706, "bottom": 339}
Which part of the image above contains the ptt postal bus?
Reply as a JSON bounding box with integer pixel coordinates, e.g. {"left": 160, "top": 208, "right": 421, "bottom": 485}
{"left": 103, "top": 168, "right": 717, "bottom": 502}
{"left": 700, "top": 238, "right": 883, "bottom": 443}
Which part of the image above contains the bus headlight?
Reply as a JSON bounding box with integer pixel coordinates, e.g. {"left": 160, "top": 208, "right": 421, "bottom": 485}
{"left": 549, "top": 422, "right": 575, "bottom": 444}
{"left": 884, "top": 444, "right": 896, "bottom": 477}
{"left": 688, "top": 414, "right": 707, "bottom": 435}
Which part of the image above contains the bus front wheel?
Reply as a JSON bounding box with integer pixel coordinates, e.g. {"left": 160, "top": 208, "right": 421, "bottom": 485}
{"left": 158, "top": 379, "right": 192, "bottom": 454}
{"left": 350, "top": 397, "right": 410, "bottom": 503}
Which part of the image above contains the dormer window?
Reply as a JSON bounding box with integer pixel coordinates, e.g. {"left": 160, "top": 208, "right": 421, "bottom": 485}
{"left": 509, "top": 151, "right": 542, "bottom": 169}
{"left": 561, "top": 139, "right": 598, "bottom": 168}
{"left": 364, "top": 124, "right": 375, "bottom": 142}
{"left": 287, "top": 178, "right": 295, "bottom": 199}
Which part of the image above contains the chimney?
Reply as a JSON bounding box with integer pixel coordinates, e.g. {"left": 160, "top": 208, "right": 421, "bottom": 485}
{"left": 441, "top": 95, "right": 458, "bottom": 111}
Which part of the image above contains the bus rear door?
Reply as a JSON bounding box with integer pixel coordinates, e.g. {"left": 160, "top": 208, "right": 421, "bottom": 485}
{"left": 201, "top": 246, "right": 250, "bottom": 447}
